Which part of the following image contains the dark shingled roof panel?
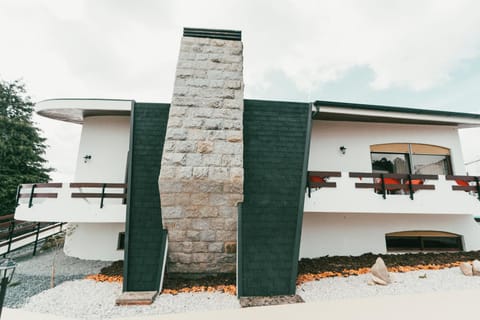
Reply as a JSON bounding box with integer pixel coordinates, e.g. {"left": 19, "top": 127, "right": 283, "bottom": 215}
{"left": 238, "top": 99, "right": 311, "bottom": 297}
{"left": 183, "top": 27, "right": 241, "bottom": 41}
{"left": 123, "top": 102, "right": 170, "bottom": 292}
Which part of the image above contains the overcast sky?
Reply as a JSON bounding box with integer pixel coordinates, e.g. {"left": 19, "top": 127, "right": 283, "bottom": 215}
{"left": 1, "top": 0, "right": 480, "bottom": 180}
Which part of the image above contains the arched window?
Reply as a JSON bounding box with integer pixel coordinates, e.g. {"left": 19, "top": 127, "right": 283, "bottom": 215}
{"left": 385, "top": 231, "right": 462, "bottom": 251}
{"left": 370, "top": 143, "right": 452, "bottom": 175}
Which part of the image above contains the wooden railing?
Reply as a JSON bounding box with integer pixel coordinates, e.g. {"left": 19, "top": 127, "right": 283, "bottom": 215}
{"left": 17, "top": 182, "right": 128, "bottom": 209}
{"left": 70, "top": 183, "right": 127, "bottom": 208}
{"left": 446, "top": 175, "right": 480, "bottom": 200}
{"left": 349, "top": 172, "right": 438, "bottom": 200}
{"left": 17, "top": 183, "right": 63, "bottom": 208}
{"left": 307, "top": 171, "right": 341, "bottom": 197}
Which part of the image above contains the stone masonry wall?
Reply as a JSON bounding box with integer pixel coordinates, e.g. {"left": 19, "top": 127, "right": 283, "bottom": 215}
{"left": 159, "top": 35, "right": 244, "bottom": 274}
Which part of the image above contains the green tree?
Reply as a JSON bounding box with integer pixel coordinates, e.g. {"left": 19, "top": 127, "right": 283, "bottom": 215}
{"left": 0, "top": 80, "right": 51, "bottom": 215}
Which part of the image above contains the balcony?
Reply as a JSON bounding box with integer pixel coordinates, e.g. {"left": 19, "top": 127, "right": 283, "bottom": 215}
{"left": 305, "top": 171, "right": 480, "bottom": 215}
{"left": 15, "top": 182, "right": 127, "bottom": 223}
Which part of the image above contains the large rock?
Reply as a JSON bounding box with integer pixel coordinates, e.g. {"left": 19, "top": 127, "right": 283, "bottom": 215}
{"left": 460, "top": 262, "right": 473, "bottom": 276}
{"left": 472, "top": 260, "right": 480, "bottom": 276}
{"left": 370, "top": 257, "right": 391, "bottom": 285}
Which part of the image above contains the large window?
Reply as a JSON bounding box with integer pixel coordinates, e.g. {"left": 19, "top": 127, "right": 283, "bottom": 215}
{"left": 370, "top": 143, "right": 452, "bottom": 175}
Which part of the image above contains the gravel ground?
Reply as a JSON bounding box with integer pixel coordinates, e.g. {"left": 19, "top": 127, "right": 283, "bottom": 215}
{"left": 4, "top": 248, "right": 110, "bottom": 308}
{"left": 23, "top": 280, "right": 240, "bottom": 319}
{"left": 297, "top": 267, "right": 480, "bottom": 302}
{"left": 8, "top": 248, "right": 480, "bottom": 319}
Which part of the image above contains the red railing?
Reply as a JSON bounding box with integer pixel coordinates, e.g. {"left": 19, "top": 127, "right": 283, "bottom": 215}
{"left": 349, "top": 172, "right": 438, "bottom": 200}
{"left": 307, "top": 171, "right": 341, "bottom": 197}
{"left": 446, "top": 175, "right": 480, "bottom": 200}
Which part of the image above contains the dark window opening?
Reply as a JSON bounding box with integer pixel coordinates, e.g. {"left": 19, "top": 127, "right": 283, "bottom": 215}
{"left": 386, "top": 231, "right": 462, "bottom": 252}
{"left": 117, "top": 232, "right": 125, "bottom": 250}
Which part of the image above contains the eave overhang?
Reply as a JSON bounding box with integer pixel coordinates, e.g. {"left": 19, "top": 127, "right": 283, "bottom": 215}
{"left": 313, "top": 100, "right": 480, "bottom": 128}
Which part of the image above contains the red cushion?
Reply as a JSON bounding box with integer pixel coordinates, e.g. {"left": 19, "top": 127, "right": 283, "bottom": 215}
{"left": 455, "top": 179, "right": 470, "bottom": 187}
{"left": 310, "top": 176, "right": 325, "bottom": 183}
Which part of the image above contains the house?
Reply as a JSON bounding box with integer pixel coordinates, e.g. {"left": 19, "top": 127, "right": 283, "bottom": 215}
{"left": 14, "top": 27, "right": 480, "bottom": 297}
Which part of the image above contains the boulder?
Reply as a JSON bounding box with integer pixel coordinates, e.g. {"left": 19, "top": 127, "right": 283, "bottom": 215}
{"left": 460, "top": 262, "right": 473, "bottom": 276}
{"left": 472, "top": 260, "right": 480, "bottom": 276}
{"left": 370, "top": 257, "right": 391, "bottom": 285}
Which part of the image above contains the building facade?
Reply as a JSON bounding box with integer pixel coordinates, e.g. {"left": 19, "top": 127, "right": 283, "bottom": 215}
{"left": 14, "top": 28, "right": 480, "bottom": 296}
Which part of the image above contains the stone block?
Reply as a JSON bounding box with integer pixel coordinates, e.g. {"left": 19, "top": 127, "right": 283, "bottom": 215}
{"left": 199, "top": 206, "right": 219, "bottom": 217}
{"left": 162, "top": 207, "right": 185, "bottom": 219}
{"left": 190, "top": 192, "right": 209, "bottom": 205}
{"left": 183, "top": 118, "right": 204, "bottom": 129}
{"left": 186, "top": 153, "right": 203, "bottom": 166}
{"left": 199, "top": 230, "right": 216, "bottom": 241}
{"left": 208, "top": 167, "right": 230, "bottom": 180}
{"left": 216, "top": 230, "right": 236, "bottom": 241}
{"left": 192, "top": 167, "right": 209, "bottom": 180}
{"left": 176, "top": 166, "right": 192, "bottom": 179}
{"left": 208, "top": 242, "right": 224, "bottom": 253}
{"left": 224, "top": 242, "right": 237, "bottom": 254}
{"left": 186, "top": 230, "right": 201, "bottom": 241}
{"left": 191, "top": 219, "right": 210, "bottom": 231}
{"left": 197, "top": 141, "right": 214, "bottom": 153}
{"left": 192, "top": 241, "right": 209, "bottom": 252}
{"left": 175, "top": 141, "right": 195, "bottom": 153}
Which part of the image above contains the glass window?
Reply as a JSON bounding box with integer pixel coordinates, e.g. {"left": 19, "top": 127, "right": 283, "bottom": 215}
{"left": 412, "top": 154, "right": 451, "bottom": 175}
{"left": 371, "top": 153, "right": 410, "bottom": 174}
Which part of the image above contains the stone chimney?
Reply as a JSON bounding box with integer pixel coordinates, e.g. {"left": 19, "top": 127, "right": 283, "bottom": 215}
{"left": 159, "top": 28, "right": 244, "bottom": 274}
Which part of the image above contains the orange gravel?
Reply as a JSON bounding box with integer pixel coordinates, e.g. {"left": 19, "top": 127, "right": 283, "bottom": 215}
{"left": 85, "top": 260, "right": 467, "bottom": 294}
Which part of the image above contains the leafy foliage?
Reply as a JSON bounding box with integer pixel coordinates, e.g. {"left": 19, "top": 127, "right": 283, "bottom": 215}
{"left": 0, "top": 80, "right": 51, "bottom": 214}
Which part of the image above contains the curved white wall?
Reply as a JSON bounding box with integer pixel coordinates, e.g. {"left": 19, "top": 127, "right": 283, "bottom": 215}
{"left": 64, "top": 115, "right": 130, "bottom": 261}
{"left": 75, "top": 116, "right": 130, "bottom": 182}
{"left": 64, "top": 223, "right": 125, "bottom": 261}
{"left": 309, "top": 120, "right": 466, "bottom": 174}
{"left": 300, "top": 213, "right": 480, "bottom": 258}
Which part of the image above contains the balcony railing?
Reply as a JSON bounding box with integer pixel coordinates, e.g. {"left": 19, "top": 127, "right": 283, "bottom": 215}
{"left": 15, "top": 182, "right": 128, "bottom": 223}
{"left": 307, "top": 171, "right": 480, "bottom": 201}
{"left": 17, "top": 182, "right": 127, "bottom": 209}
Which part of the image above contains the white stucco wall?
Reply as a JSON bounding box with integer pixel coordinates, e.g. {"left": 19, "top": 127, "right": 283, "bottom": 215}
{"left": 64, "top": 223, "right": 125, "bottom": 261}
{"left": 300, "top": 212, "right": 480, "bottom": 258}
{"left": 309, "top": 120, "right": 466, "bottom": 174}
{"left": 65, "top": 115, "right": 130, "bottom": 261}
{"left": 74, "top": 116, "right": 130, "bottom": 182}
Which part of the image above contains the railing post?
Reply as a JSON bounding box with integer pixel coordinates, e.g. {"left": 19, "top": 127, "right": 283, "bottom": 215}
{"left": 15, "top": 185, "right": 22, "bottom": 206}
{"left": 380, "top": 174, "right": 386, "bottom": 199}
{"left": 100, "top": 183, "right": 106, "bottom": 208}
{"left": 307, "top": 172, "right": 311, "bottom": 198}
{"left": 475, "top": 177, "right": 480, "bottom": 201}
{"left": 408, "top": 174, "right": 414, "bottom": 200}
{"left": 33, "top": 222, "right": 41, "bottom": 256}
{"left": 28, "top": 184, "right": 36, "bottom": 208}
{"left": 4, "top": 220, "right": 15, "bottom": 257}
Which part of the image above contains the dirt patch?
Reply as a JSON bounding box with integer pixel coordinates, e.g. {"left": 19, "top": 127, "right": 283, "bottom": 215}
{"left": 239, "top": 295, "right": 304, "bottom": 308}
{"left": 298, "top": 251, "right": 480, "bottom": 274}
{"left": 98, "top": 251, "right": 480, "bottom": 292}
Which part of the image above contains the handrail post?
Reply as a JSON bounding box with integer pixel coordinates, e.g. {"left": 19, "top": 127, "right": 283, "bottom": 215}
{"left": 307, "top": 172, "right": 311, "bottom": 198}
{"left": 408, "top": 174, "right": 414, "bottom": 200}
{"left": 475, "top": 177, "right": 480, "bottom": 201}
{"left": 100, "top": 183, "right": 106, "bottom": 208}
{"left": 29, "top": 184, "right": 36, "bottom": 208}
{"left": 380, "top": 174, "right": 386, "bottom": 199}
{"left": 33, "top": 222, "right": 41, "bottom": 256}
{"left": 4, "top": 220, "right": 15, "bottom": 257}
{"left": 15, "top": 185, "right": 22, "bottom": 206}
